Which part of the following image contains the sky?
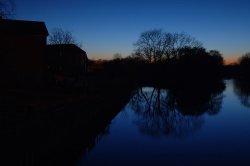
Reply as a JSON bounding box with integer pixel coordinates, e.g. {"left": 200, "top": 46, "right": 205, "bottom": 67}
{"left": 13, "top": 0, "right": 250, "bottom": 63}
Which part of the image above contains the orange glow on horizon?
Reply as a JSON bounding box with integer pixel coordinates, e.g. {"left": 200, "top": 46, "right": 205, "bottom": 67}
{"left": 224, "top": 55, "right": 240, "bottom": 65}
{"left": 89, "top": 54, "right": 240, "bottom": 65}
{"left": 89, "top": 55, "right": 113, "bottom": 61}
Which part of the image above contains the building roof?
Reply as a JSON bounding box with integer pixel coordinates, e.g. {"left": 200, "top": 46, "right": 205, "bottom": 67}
{"left": 46, "top": 44, "right": 87, "bottom": 56}
{"left": 0, "top": 19, "right": 48, "bottom": 36}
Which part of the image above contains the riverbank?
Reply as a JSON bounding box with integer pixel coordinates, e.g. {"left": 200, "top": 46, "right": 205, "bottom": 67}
{"left": 0, "top": 76, "right": 134, "bottom": 166}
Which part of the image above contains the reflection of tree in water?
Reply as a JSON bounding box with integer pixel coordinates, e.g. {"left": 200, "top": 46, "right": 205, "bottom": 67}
{"left": 129, "top": 81, "right": 225, "bottom": 137}
{"left": 233, "top": 79, "right": 250, "bottom": 108}
{"left": 173, "top": 84, "right": 224, "bottom": 116}
{"left": 207, "top": 93, "right": 224, "bottom": 115}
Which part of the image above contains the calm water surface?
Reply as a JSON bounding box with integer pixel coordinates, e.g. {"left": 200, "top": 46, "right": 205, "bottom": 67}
{"left": 80, "top": 80, "right": 250, "bottom": 166}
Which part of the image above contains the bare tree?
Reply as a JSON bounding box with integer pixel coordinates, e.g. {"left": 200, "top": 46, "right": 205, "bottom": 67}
{"left": 0, "top": 0, "right": 15, "bottom": 18}
{"left": 48, "top": 28, "right": 77, "bottom": 45}
{"left": 134, "top": 29, "right": 165, "bottom": 63}
{"left": 170, "top": 32, "right": 202, "bottom": 59}
{"left": 134, "top": 29, "right": 202, "bottom": 63}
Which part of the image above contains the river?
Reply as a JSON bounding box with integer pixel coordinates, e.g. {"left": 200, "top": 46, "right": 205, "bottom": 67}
{"left": 80, "top": 79, "right": 250, "bottom": 166}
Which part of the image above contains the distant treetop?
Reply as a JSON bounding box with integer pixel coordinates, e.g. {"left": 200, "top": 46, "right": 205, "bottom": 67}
{"left": 48, "top": 28, "right": 77, "bottom": 45}
{"left": 0, "top": 0, "right": 15, "bottom": 19}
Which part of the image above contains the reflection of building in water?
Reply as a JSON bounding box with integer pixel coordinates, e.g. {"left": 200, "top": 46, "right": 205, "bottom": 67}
{"left": 128, "top": 84, "right": 224, "bottom": 137}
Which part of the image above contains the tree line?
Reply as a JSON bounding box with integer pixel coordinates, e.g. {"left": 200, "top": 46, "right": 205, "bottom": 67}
{"left": 95, "top": 29, "right": 226, "bottom": 84}
{"left": 99, "top": 29, "right": 249, "bottom": 83}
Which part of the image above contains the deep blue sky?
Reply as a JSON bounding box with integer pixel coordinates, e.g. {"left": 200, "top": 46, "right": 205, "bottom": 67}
{"left": 14, "top": 0, "right": 250, "bottom": 62}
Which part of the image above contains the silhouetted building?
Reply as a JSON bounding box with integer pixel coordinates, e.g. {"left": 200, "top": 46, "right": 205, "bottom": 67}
{"left": 46, "top": 44, "right": 88, "bottom": 87}
{"left": 0, "top": 19, "right": 48, "bottom": 88}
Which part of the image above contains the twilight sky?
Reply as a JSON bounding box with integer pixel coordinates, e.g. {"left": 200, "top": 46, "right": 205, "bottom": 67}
{"left": 14, "top": 0, "right": 250, "bottom": 63}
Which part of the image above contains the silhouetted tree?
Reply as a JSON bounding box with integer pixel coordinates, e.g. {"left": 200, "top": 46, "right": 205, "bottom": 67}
{"left": 170, "top": 32, "right": 202, "bottom": 60}
{"left": 134, "top": 29, "right": 202, "bottom": 63}
{"left": 208, "top": 50, "right": 224, "bottom": 66}
{"left": 134, "top": 29, "right": 164, "bottom": 63}
{"left": 178, "top": 46, "right": 207, "bottom": 59}
{"left": 0, "top": 0, "right": 15, "bottom": 18}
{"left": 238, "top": 52, "right": 250, "bottom": 77}
{"left": 177, "top": 47, "right": 224, "bottom": 78}
{"left": 239, "top": 52, "right": 250, "bottom": 66}
{"left": 48, "top": 28, "right": 77, "bottom": 45}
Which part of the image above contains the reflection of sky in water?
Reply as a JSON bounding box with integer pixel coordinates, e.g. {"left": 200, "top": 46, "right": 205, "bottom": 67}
{"left": 81, "top": 80, "right": 250, "bottom": 166}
